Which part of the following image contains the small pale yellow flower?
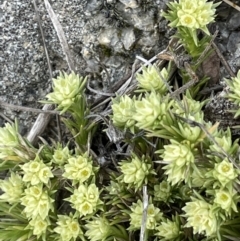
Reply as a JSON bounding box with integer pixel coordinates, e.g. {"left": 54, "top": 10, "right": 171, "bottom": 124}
{"left": 214, "top": 189, "right": 238, "bottom": 214}
{"left": 180, "top": 0, "right": 198, "bottom": 14}
{"left": 183, "top": 199, "right": 217, "bottom": 236}
{"left": 213, "top": 159, "right": 238, "bottom": 187}
{"left": 63, "top": 153, "right": 93, "bottom": 184}
{"left": 178, "top": 11, "right": 197, "bottom": 28}
{"left": 0, "top": 172, "right": 23, "bottom": 204}
{"left": 162, "top": 0, "right": 220, "bottom": 34}
{"left": 130, "top": 200, "right": 163, "bottom": 230}
{"left": 29, "top": 216, "right": 48, "bottom": 237}
{"left": 54, "top": 215, "right": 82, "bottom": 241}
{"left": 21, "top": 155, "right": 53, "bottom": 185}
{"left": 67, "top": 183, "right": 102, "bottom": 217}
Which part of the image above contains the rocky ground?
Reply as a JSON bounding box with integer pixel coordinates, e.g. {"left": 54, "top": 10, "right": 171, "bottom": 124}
{"left": 0, "top": 0, "right": 240, "bottom": 139}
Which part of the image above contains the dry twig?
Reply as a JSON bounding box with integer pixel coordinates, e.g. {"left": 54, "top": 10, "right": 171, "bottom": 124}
{"left": 223, "top": 0, "right": 240, "bottom": 11}
{"left": 140, "top": 186, "right": 148, "bottom": 241}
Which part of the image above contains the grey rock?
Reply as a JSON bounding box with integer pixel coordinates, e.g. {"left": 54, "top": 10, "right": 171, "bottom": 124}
{"left": 228, "top": 11, "right": 240, "bottom": 30}
{"left": 227, "top": 32, "right": 240, "bottom": 55}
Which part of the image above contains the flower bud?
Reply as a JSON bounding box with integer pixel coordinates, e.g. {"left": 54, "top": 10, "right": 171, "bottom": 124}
{"left": 111, "top": 95, "right": 136, "bottom": 130}
{"left": 119, "top": 154, "right": 155, "bottom": 190}
{"left": 45, "top": 72, "right": 87, "bottom": 114}
{"left": 226, "top": 70, "right": 240, "bottom": 117}
{"left": 134, "top": 92, "right": 172, "bottom": 130}
{"left": 85, "top": 217, "right": 110, "bottom": 241}
{"left": 0, "top": 172, "right": 23, "bottom": 204}
{"left": 52, "top": 145, "right": 71, "bottom": 165}
{"left": 161, "top": 140, "right": 195, "bottom": 185}
{"left": 154, "top": 180, "right": 171, "bottom": 202}
{"left": 156, "top": 217, "right": 181, "bottom": 240}
{"left": 136, "top": 65, "right": 169, "bottom": 94}
{"left": 0, "top": 123, "right": 20, "bottom": 160}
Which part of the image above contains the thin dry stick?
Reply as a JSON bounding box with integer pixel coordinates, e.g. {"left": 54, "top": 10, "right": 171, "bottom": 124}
{"left": 223, "top": 0, "right": 240, "bottom": 11}
{"left": 140, "top": 186, "right": 148, "bottom": 241}
{"left": 211, "top": 41, "right": 235, "bottom": 77}
{"left": 44, "top": 0, "right": 76, "bottom": 72}
{"left": 27, "top": 104, "right": 56, "bottom": 144}
{"left": 87, "top": 81, "right": 115, "bottom": 97}
{"left": 0, "top": 101, "right": 59, "bottom": 115}
{"left": 32, "top": 0, "right": 53, "bottom": 79}
{"left": 27, "top": 0, "right": 57, "bottom": 144}
{"left": 159, "top": 31, "right": 218, "bottom": 98}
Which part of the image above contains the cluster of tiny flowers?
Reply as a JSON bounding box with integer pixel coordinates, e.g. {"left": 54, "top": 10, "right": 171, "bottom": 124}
{"left": 162, "top": 0, "right": 219, "bottom": 33}
{"left": 63, "top": 153, "right": 94, "bottom": 184}
{"left": 67, "top": 183, "right": 103, "bottom": 217}
{"left": 45, "top": 72, "right": 87, "bottom": 114}
{"left": 21, "top": 155, "right": 53, "bottom": 185}
{"left": 111, "top": 95, "right": 136, "bottom": 131}
{"left": 161, "top": 140, "right": 195, "bottom": 185}
{"left": 54, "top": 215, "right": 83, "bottom": 241}
{"left": 21, "top": 185, "right": 54, "bottom": 237}
{"left": 0, "top": 122, "right": 19, "bottom": 159}
{"left": 21, "top": 184, "right": 54, "bottom": 220}
{"left": 183, "top": 199, "right": 217, "bottom": 237}
{"left": 0, "top": 172, "right": 23, "bottom": 204}
{"left": 129, "top": 200, "right": 163, "bottom": 230}
{"left": 119, "top": 154, "right": 155, "bottom": 190}
{"left": 136, "top": 65, "right": 169, "bottom": 94}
